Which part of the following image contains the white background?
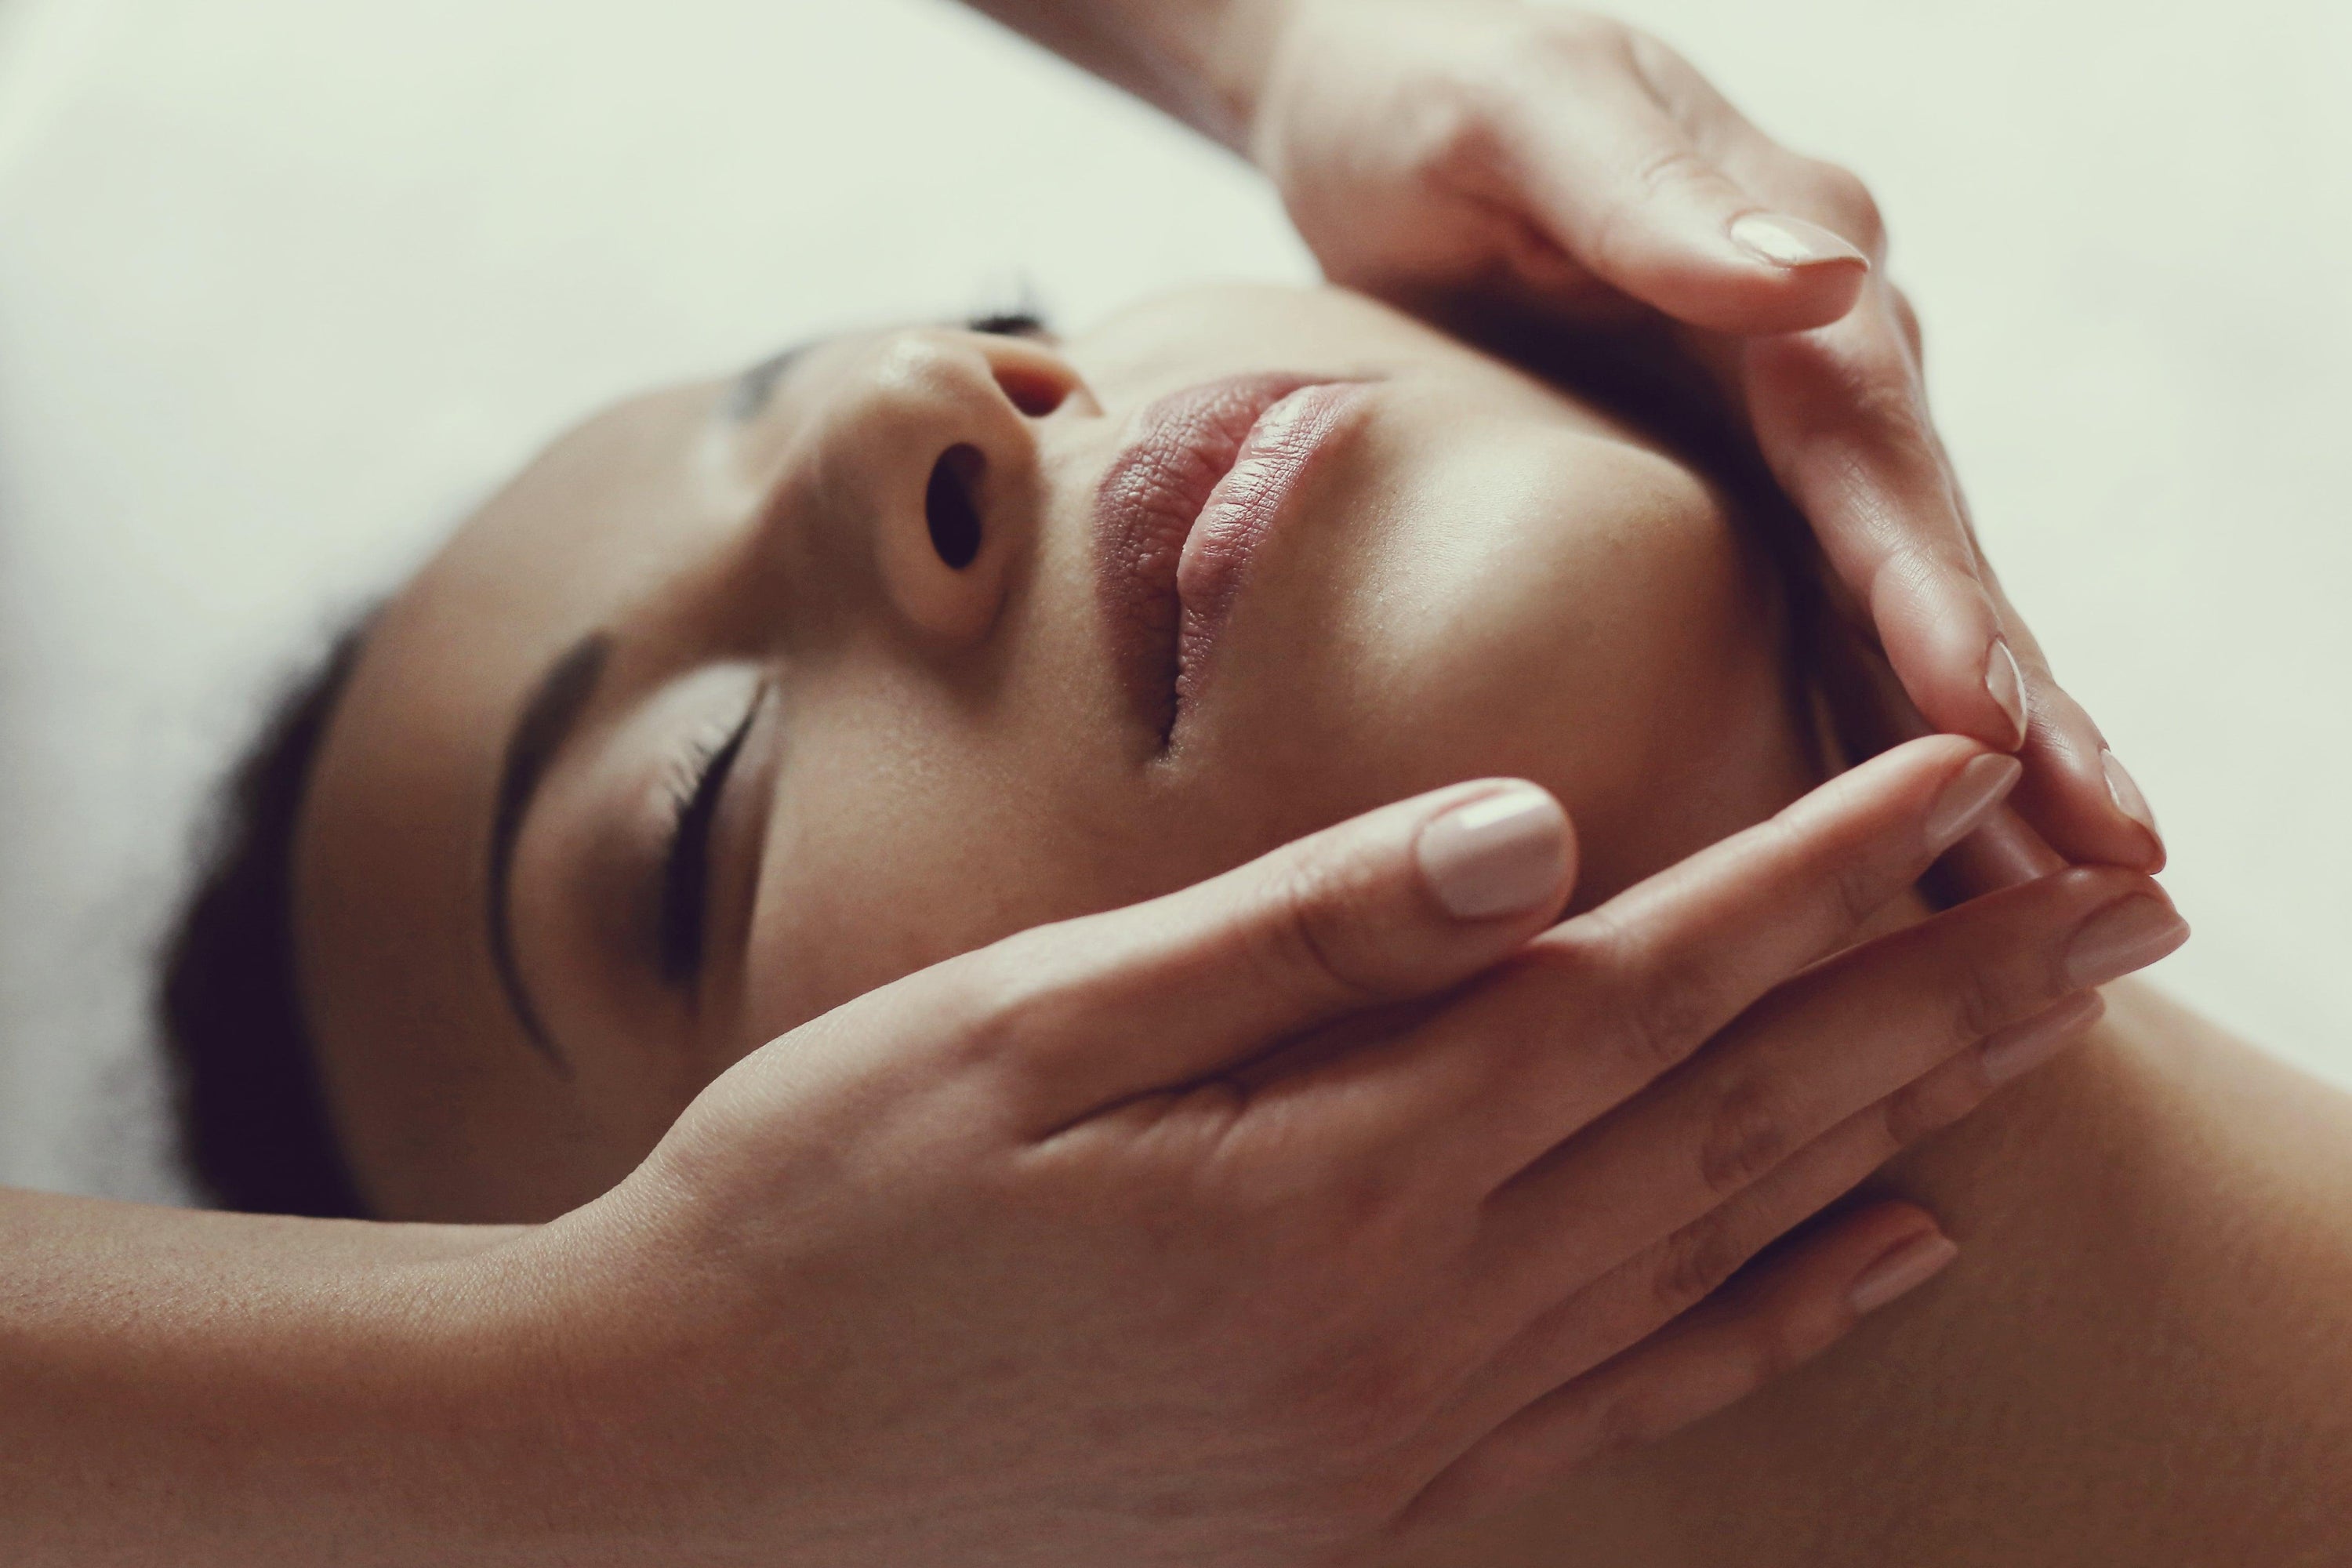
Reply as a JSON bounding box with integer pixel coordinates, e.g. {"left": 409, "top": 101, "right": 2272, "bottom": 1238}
{"left": 1, "top": 0, "right": 2345, "bottom": 1200}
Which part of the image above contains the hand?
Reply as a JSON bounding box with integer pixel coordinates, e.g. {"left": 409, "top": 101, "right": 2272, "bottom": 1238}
{"left": 1244, "top": 0, "right": 2162, "bottom": 872}
{"left": 485, "top": 737, "right": 2180, "bottom": 1564}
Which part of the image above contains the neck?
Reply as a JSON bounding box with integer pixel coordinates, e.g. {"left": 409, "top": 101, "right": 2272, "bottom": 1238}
{"left": 1399, "top": 982, "right": 2352, "bottom": 1566}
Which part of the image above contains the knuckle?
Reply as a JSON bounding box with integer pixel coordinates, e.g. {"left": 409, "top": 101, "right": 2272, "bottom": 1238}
{"left": 1693, "top": 1073, "right": 1794, "bottom": 1198}
{"left": 940, "top": 942, "right": 1078, "bottom": 1065}
{"left": 1632, "top": 142, "right": 1722, "bottom": 203}
{"left": 1650, "top": 1213, "right": 1754, "bottom": 1316}
{"left": 1754, "top": 331, "right": 1924, "bottom": 439}
{"left": 1801, "top": 158, "right": 1886, "bottom": 255}
{"left": 1592, "top": 1386, "right": 1668, "bottom": 1456}
{"left": 1600, "top": 945, "right": 1724, "bottom": 1075}
{"left": 1398, "top": 61, "right": 1510, "bottom": 189}
{"left": 1621, "top": 983, "right": 1717, "bottom": 1078}
{"left": 1580, "top": 140, "right": 1727, "bottom": 272}
{"left": 1251, "top": 848, "right": 1392, "bottom": 1008}
{"left": 1946, "top": 951, "right": 2045, "bottom": 1045}
{"left": 1545, "top": 9, "right": 1636, "bottom": 56}
{"left": 1494, "top": 10, "right": 1637, "bottom": 85}
{"left": 1880, "top": 1065, "right": 1981, "bottom": 1147}
{"left": 1826, "top": 848, "right": 1894, "bottom": 936}
{"left": 1571, "top": 907, "right": 1722, "bottom": 1081}
{"left": 1736, "top": 1309, "right": 1811, "bottom": 1387}
{"left": 1281, "top": 1338, "right": 1446, "bottom": 1457}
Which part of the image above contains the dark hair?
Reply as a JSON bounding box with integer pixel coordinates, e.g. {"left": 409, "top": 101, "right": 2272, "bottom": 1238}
{"left": 158, "top": 620, "right": 374, "bottom": 1218}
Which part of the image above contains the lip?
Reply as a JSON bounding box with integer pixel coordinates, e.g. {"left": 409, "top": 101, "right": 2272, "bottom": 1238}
{"left": 1094, "top": 372, "right": 1368, "bottom": 746}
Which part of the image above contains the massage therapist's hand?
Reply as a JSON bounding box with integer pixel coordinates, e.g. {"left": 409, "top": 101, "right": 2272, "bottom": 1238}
{"left": 488, "top": 737, "right": 2182, "bottom": 1566}
{"left": 1234, "top": 0, "right": 2163, "bottom": 873}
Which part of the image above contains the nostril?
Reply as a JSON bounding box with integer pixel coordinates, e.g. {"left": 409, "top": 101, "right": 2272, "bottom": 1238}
{"left": 993, "top": 365, "right": 1069, "bottom": 418}
{"left": 925, "top": 445, "right": 985, "bottom": 569}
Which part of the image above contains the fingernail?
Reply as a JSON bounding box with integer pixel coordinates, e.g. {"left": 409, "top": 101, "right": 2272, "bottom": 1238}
{"left": 1417, "top": 785, "right": 1571, "bottom": 920}
{"left": 1925, "top": 753, "right": 2023, "bottom": 854}
{"left": 2100, "top": 749, "right": 2161, "bottom": 843}
{"left": 1980, "top": 991, "right": 2104, "bottom": 1085}
{"left": 1985, "top": 640, "right": 2028, "bottom": 748}
{"left": 2063, "top": 896, "right": 2189, "bottom": 990}
{"left": 1729, "top": 212, "right": 1869, "bottom": 270}
{"left": 1849, "top": 1230, "right": 1959, "bottom": 1317}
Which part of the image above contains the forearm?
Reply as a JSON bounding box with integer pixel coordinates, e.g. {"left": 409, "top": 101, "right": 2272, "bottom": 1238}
{"left": 956, "top": 0, "right": 1294, "bottom": 149}
{"left": 0, "top": 1188, "right": 549, "bottom": 1564}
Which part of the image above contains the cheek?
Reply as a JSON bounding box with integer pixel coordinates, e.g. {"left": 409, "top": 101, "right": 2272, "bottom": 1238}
{"left": 1172, "top": 427, "right": 1791, "bottom": 900}
{"left": 726, "top": 677, "right": 1240, "bottom": 1051}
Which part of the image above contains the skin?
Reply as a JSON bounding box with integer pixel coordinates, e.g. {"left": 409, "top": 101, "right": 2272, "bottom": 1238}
{"left": 293, "top": 280, "right": 2350, "bottom": 1562}
{"left": 1388, "top": 984, "right": 2352, "bottom": 1568}
{"left": 0, "top": 1, "right": 2178, "bottom": 1553}
{"left": 296, "top": 282, "right": 1827, "bottom": 1222}
{"left": 982, "top": 0, "right": 2165, "bottom": 873}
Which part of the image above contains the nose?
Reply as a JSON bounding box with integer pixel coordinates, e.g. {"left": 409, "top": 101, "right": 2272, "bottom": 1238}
{"left": 789, "top": 328, "right": 1085, "bottom": 644}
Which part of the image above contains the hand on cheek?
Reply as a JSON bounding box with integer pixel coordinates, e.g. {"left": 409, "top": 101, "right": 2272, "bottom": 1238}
{"left": 477, "top": 735, "right": 2176, "bottom": 1563}
{"left": 1247, "top": 0, "right": 2164, "bottom": 873}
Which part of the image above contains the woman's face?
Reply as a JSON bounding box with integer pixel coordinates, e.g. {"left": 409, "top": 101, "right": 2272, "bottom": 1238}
{"left": 296, "top": 285, "right": 1812, "bottom": 1221}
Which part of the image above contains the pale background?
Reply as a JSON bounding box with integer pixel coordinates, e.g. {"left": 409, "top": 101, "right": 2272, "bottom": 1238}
{"left": 0, "top": 0, "right": 2344, "bottom": 1200}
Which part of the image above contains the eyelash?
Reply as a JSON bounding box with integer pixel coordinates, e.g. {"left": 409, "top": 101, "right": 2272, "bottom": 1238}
{"left": 655, "top": 694, "right": 761, "bottom": 989}
{"left": 965, "top": 309, "right": 1049, "bottom": 339}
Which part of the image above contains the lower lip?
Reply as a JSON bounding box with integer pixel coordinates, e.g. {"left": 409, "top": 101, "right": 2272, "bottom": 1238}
{"left": 1173, "top": 380, "right": 1369, "bottom": 706}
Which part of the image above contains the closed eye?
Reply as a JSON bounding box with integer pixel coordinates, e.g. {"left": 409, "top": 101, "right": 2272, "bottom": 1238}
{"left": 656, "top": 690, "right": 763, "bottom": 989}
{"left": 965, "top": 308, "right": 1050, "bottom": 339}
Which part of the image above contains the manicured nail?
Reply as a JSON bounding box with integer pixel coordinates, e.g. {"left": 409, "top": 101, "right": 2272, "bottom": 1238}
{"left": 1985, "top": 640, "right": 2028, "bottom": 748}
{"left": 1849, "top": 1230, "right": 1959, "bottom": 1317}
{"left": 2063, "top": 896, "right": 2189, "bottom": 990}
{"left": 1729, "top": 212, "right": 1869, "bottom": 270}
{"left": 1925, "top": 753, "right": 2023, "bottom": 854}
{"left": 1980, "top": 991, "right": 2104, "bottom": 1085}
{"left": 2100, "top": 749, "right": 2161, "bottom": 843}
{"left": 1417, "top": 785, "right": 1570, "bottom": 920}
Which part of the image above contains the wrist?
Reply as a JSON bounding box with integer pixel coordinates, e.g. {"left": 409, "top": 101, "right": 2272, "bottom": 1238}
{"left": 0, "top": 1195, "right": 562, "bottom": 1564}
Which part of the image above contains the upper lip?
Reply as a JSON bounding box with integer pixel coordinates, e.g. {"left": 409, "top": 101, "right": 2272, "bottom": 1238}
{"left": 1091, "top": 372, "right": 1356, "bottom": 746}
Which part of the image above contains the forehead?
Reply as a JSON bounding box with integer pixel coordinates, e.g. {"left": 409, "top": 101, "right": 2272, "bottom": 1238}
{"left": 293, "top": 380, "right": 723, "bottom": 1219}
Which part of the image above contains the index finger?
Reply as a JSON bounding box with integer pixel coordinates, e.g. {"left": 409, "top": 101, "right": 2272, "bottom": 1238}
{"left": 1726, "top": 283, "right": 2163, "bottom": 869}
{"left": 1254, "top": 735, "right": 2019, "bottom": 1185}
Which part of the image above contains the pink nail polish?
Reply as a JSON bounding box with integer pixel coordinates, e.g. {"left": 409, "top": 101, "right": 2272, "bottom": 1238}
{"left": 1925, "top": 753, "right": 2023, "bottom": 854}
{"left": 2100, "top": 749, "right": 2161, "bottom": 842}
{"left": 1417, "top": 786, "right": 1570, "bottom": 920}
{"left": 1729, "top": 212, "right": 1869, "bottom": 269}
{"left": 2063, "top": 896, "right": 2189, "bottom": 990}
{"left": 1985, "top": 641, "right": 2027, "bottom": 748}
{"left": 1849, "top": 1231, "right": 1960, "bottom": 1317}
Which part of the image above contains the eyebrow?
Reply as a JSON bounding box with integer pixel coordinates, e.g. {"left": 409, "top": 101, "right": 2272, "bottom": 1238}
{"left": 486, "top": 630, "right": 614, "bottom": 1070}
{"left": 724, "top": 343, "right": 811, "bottom": 423}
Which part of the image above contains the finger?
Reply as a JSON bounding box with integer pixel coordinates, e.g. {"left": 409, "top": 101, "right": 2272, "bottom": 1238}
{"left": 1266, "top": 735, "right": 2017, "bottom": 1184}
{"left": 1406, "top": 989, "right": 2097, "bottom": 1477}
{"left": 1807, "top": 616, "right": 2066, "bottom": 898}
{"left": 1977, "top": 571, "right": 2166, "bottom": 871}
{"left": 1475, "top": 869, "right": 2180, "bottom": 1303}
{"left": 1486, "top": 37, "right": 1867, "bottom": 335}
{"left": 945, "top": 780, "right": 1577, "bottom": 1134}
{"left": 1728, "top": 285, "right": 2027, "bottom": 750}
{"left": 1730, "top": 287, "right": 2164, "bottom": 872}
{"left": 1389, "top": 1203, "right": 1955, "bottom": 1542}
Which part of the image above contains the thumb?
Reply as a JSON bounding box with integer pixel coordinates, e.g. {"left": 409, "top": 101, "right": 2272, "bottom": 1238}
{"left": 976, "top": 780, "right": 1577, "bottom": 1131}
{"left": 1498, "top": 78, "right": 1868, "bottom": 335}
